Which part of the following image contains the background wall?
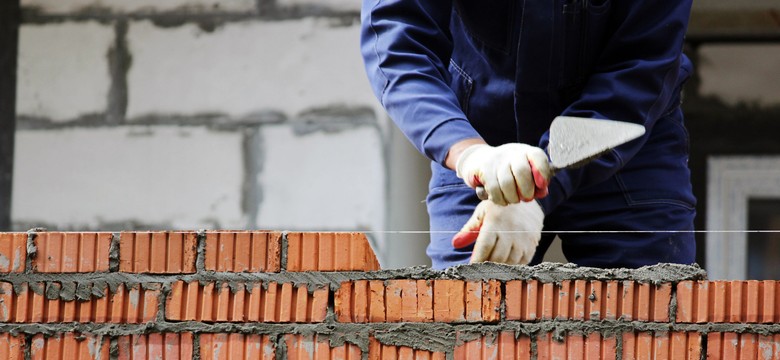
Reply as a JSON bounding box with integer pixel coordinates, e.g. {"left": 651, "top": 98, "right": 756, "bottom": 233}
{"left": 11, "top": 0, "right": 432, "bottom": 268}
{"left": 10, "top": 1, "right": 780, "bottom": 271}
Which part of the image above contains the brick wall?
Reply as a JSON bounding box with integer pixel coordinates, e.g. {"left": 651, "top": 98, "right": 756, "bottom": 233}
{"left": 1, "top": 230, "right": 779, "bottom": 359}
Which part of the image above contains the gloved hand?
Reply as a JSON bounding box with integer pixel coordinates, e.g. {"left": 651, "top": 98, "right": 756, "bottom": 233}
{"left": 455, "top": 143, "right": 552, "bottom": 206}
{"left": 451, "top": 200, "right": 544, "bottom": 265}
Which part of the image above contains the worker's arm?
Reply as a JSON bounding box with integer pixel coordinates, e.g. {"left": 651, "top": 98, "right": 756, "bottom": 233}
{"left": 361, "top": 0, "right": 480, "bottom": 165}
{"left": 537, "top": 0, "right": 693, "bottom": 214}
{"left": 362, "top": 1, "right": 549, "bottom": 205}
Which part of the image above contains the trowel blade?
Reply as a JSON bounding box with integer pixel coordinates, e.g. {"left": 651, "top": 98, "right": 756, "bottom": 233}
{"left": 548, "top": 116, "right": 646, "bottom": 170}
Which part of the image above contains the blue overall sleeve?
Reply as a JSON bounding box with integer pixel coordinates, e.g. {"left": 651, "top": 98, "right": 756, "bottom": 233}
{"left": 537, "top": 0, "right": 693, "bottom": 214}
{"left": 361, "top": 0, "right": 480, "bottom": 165}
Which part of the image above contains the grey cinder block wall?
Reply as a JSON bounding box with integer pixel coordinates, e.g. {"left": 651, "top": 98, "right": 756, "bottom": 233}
{"left": 12, "top": 0, "right": 432, "bottom": 268}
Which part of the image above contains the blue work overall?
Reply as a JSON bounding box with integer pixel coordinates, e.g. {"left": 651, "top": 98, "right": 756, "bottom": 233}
{"left": 361, "top": 0, "right": 697, "bottom": 269}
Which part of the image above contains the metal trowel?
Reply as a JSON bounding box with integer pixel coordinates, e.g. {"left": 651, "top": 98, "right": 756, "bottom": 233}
{"left": 474, "top": 116, "right": 646, "bottom": 201}
{"left": 453, "top": 116, "right": 645, "bottom": 249}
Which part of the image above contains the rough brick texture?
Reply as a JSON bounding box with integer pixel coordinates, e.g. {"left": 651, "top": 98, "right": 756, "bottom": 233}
{"left": 1, "top": 231, "right": 778, "bottom": 359}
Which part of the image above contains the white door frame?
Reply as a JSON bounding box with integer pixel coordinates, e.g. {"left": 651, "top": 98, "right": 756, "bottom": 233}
{"left": 707, "top": 156, "right": 780, "bottom": 280}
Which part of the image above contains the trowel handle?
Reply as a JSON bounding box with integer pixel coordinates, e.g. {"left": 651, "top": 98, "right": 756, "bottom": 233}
{"left": 476, "top": 186, "right": 489, "bottom": 201}
{"left": 473, "top": 166, "right": 558, "bottom": 201}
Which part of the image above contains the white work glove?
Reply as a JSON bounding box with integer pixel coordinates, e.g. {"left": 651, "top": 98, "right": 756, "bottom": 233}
{"left": 456, "top": 143, "right": 552, "bottom": 206}
{"left": 451, "top": 200, "right": 544, "bottom": 265}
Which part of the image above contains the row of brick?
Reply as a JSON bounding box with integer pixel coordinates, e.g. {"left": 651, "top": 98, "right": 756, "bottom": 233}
{"left": 0, "top": 231, "right": 380, "bottom": 274}
{"left": 335, "top": 280, "right": 501, "bottom": 323}
{"left": 456, "top": 332, "right": 701, "bottom": 360}
{"left": 0, "top": 282, "right": 159, "bottom": 323}
{"left": 3, "top": 332, "right": 778, "bottom": 360}
{"left": 166, "top": 281, "right": 329, "bottom": 323}
{"left": 334, "top": 279, "right": 673, "bottom": 324}
{"left": 505, "top": 280, "right": 671, "bottom": 322}
{"left": 3, "top": 279, "right": 780, "bottom": 325}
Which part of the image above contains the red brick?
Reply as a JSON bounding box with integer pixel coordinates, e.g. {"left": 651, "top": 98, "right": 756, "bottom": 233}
{"left": 604, "top": 281, "right": 619, "bottom": 321}
{"left": 400, "top": 280, "right": 420, "bottom": 322}
{"left": 707, "top": 332, "right": 723, "bottom": 360}
{"left": 746, "top": 281, "right": 760, "bottom": 323}
{"left": 653, "top": 283, "right": 671, "bottom": 322}
{"left": 465, "top": 281, "right": 482, "bottom": 322}
{"left": 572, "top": 280, "right": 587, "bottom": 321}
{"left": 535, "top": 332, "right": 552, "bottom": 360}
{"left": 117, "top": 333, "right": 193, "bottom": 360}
{"left": 482, "top": 280, "right": 501, "bottom": 323}
{"left": 120, "top": 231, "right": 196, "bottom": 273}
{"left": 584, "top": 333, "right": 601, "bottom": 360}
{"left": 525, "top": 280, "right": 540, "bottom": 321}
{"left": 0, "top": 282, "right": 12, "bottom": 321}
{"left": 439, "top": 280, "right": 500, "bottom": 323}
{"left": 758, "top": 334, "right": 780, "bottom": 360}
{"left": 505, "top": 280, "right": 523, "bottom": 321}
{"left": 761, "top": 281, "right": 777, "bottom": 323}
{"left": 204, "top": 231, "right": 282, "bottom": 272}
{"left": 673, "top": 332, "right": 700, "bottom": 360}
{"left": 621, "top": 281, "right": 635, "bottom": 321}
{"left": 729, "top": 281, "right": 745, "bottom": 323}
{"left": 31, "top": 232, "right": 111, "bottom": 273}
{"left": 285, "top": 232, "right": 380, "bottom": 272}
{"left": 540, "top": 282, "right": 555, "bottom": 320}
{"left": 369, "top": 280, "right": 386, "bottom": 322}
{"left": 31, "top": 333, "right": 109, "bottom": 360}
{"left": 602, "top": 334, "right": 618, "bottom": 360}
{"left": 712, "top": 281, "right": 728, "bottom": 323}
{"left": 286, "top": 334, "right": 361, "bottom": 359}
{"left": 740, "top": 333, "right": 758, "bottom": 360}
{"left": 556, "top": 281, "right": 571, "bottom": 320}
{"left": 588, "top": 281, "right": 603, "bottom": 321}
{"left": 166, "top": 281, "right": 326, "bottom": 323}
{"left": 435, "top": 280, "right": 465, "bottom": 322}
{"left": 200, "top": 333, "right": 274, "bottom": 360}
{"left": 369, "top": 338, "right": 441, "bottom": 360}
{"left": 498, "top": 331, "right": 532, "bottom": 360}
{"left": 653, "top": 331, "right": 670, "bottom": 360}
{"left": 0, "top": 233, "right": 26, "bottom": 273}
{"left": 418, "top": 280, "right": 434, "bottom": 322}
{"left": 454, "top": 332, "right": 502, "bottom": 359}
{"left": 566, "top": 334, "right": 585, "bottom": 360}
{"left": 311, "top": 286, "right": 329, "bottom": 322}
{"left": 675, "top": 281, "right": 694, "bottom": 323}
{"left": 386, "top": 280, "right": 404, "bottom": 322}
{"left": 635, "top": 283, "right": 651, "bottom": 322}
{"left": 0, "top": 333, "right": 24, "bottom": 360}
{"left": 335, "top": 281, "right": 354, "bottom": 322}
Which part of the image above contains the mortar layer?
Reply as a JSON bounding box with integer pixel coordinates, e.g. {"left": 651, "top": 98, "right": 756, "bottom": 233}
{"left": 2, "top": 321, "right": 779, "bottom": 355}
{"left": 0, "top": 262, "right": 707, "bottom": 299}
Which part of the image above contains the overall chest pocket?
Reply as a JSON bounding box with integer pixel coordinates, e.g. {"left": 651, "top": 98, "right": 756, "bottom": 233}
{"left": 454, "top": 0, "right": 516, "bottom": 54}
{"left": 559, "top": 0, "right": 613, "bottom": 94}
